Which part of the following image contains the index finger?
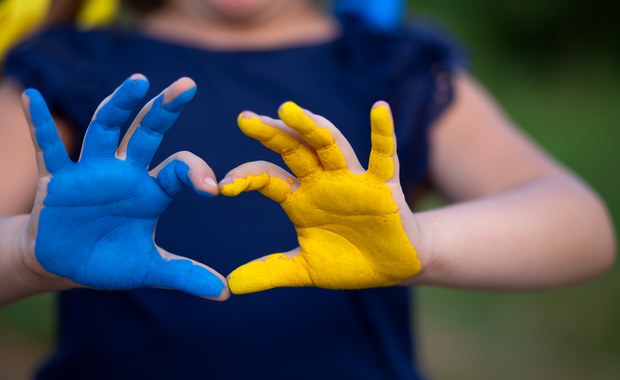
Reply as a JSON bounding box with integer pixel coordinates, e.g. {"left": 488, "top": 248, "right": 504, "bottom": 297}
{"left": 237, "top": 112, "right": 320, "bottom": 178}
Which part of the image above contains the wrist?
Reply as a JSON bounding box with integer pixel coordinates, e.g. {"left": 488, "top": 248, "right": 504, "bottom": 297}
{"left": 402, "top": 210, "right": 439, "bottom": 286}
{"left": 6, "top": 215, "right": 74, "bottom": 297}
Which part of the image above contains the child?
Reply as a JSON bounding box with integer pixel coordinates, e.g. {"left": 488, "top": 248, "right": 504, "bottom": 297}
{"left": 0, "top": 0, "right": 615, "bottom": 379}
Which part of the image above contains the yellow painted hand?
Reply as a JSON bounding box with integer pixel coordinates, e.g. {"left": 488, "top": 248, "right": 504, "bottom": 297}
{"left": 221, "top": 101, "right": 421, "bottom": 294}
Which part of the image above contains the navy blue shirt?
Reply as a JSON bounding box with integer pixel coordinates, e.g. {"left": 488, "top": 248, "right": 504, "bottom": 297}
{"left": 5, "top": 18, "right": 462, "bottom": 380}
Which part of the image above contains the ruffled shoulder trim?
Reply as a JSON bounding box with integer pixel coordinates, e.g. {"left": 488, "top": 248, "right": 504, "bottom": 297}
{"left": 335, "top": 17, "right": 466, "bottom": 189}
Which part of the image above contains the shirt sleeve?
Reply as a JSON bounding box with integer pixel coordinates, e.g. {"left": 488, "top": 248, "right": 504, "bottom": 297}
{"left": 3, "top": 25, "right": 119, "bottom": 133}
{"left": 389, "top": 22, "right": 466, "bottom": 191}
{"left": 337, "top": 18, "right": 466, "bottom": 191}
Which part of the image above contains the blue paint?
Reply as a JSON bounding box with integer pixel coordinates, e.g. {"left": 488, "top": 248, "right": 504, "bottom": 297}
{"left": 334, "top": 0, "right": 405, "bottom": 31}
{"left": 25, "top": 88, "right": 70, "bottom": 172}
{"left": 157, "top": 159, "right": 214, "bottom": 198}
{"left": 26, "top": 80, "right": 224, "bottom": 298}
{"left": 81, "top": 77, "right": 150, "bottom": 159}
{"left": 126, "top": 86, "right": 198, "bottom": 167}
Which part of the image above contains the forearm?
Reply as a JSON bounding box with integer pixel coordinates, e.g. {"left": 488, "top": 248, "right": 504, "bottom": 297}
{"left": 0, "top": 214, "right": 64, "bottom": 307}
{"left": 408, "top": 173, "right": 616, "bottom": 290}
{"left": 0, "top": 215, "right": 37, "bottom": 306}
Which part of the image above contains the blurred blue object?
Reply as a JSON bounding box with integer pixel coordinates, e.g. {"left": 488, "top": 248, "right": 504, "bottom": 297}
{"left": 334, "top": 0, "right": 404, "bottom": 30}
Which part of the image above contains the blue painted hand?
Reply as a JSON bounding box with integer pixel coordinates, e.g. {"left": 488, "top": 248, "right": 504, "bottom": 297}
{"left": 22, "top": 75, "right": 228, "bottom": 300}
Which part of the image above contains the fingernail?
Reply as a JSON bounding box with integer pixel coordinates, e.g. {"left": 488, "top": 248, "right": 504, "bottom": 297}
{"left": 372, "top": 100, "right": 390, "bottom": 110}
{"left": 219, "top": 177, "right": 233, "bottom": 185}
{"left": 204, "top": 177, "right": 217, "bottom": 187}
{"left": 194, "top": 176, "right": 217, "bottom": 197}
{"left": 237, "top": 111, "right": 256, "bottom": 123}
{"left": 162, "top": 86, "right": 197, "bottom": 111}
{"left": 128, "top": 73, "right": 147, "bottom": 83}
{"left": 129, "top": 73, "right": 146, "bottom": 80}
{"left": 121, "top": 75, "right": 149, "bottom": 95}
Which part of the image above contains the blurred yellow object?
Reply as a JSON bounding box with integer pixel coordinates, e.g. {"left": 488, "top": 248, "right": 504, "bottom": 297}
{"left": 0, "top": 0, "right": 50, "bottom": 58}
{"left": 77, "top": 0, "right": 119, "bottom": 29}
{"left": 0, "top": 0, "right": 118, "bottom": 59}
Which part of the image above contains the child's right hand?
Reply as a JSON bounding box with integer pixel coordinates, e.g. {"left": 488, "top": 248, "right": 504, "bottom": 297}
{"left": 19, "top": 75, "right": 229, "bottom": 300}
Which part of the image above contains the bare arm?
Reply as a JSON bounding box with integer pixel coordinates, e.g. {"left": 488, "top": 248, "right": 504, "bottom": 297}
{"left": 0, "top": 79, "right": 77, "bottom": 305}
{"left": 209, "top": 77, "right": 614, "bottom": 294}
{"left": 0, "top": 214, "right": 62, "bottom": 305}
{"left": 407, "top": 73, "right": 616, "bottom": 290}
{"left": 0, "top": 79, "right": 76, "bottom": 215}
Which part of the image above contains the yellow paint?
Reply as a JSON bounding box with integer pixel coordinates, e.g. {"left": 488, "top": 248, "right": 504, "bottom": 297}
{"left": 77, "top": 0, "right": 119, "bottom": 29}
{"left": 224, "top": 102, "right": 421, "bottom": 294}
{"left": 237, "top": 113, "right": 319, "bottom": 178}
{"left": 0, "top": 0, "right": 50, "bottom": 57}
{"left": 221, "top": 174, "right": 291, "bottom": 204}
{"left": 0, "top": 0, "right": 118, "bottom": 59}
{"left": 279, "top": 101, "right": 347, "bottom": 170}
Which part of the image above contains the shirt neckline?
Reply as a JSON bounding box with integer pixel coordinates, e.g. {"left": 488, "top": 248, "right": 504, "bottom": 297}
{"left": 125, "top": 20, "right": 346, "bottom": 56}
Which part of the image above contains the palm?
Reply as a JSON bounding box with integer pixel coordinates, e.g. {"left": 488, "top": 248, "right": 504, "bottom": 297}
{"left": 223, "top": 101, "right": 420, "bottom": 294}
{"left": 24, "top": 76, "right": 227, "bottom": 299}
{"left": 285, "top": 170, "right": 417, "bottom": 288}
{"left": 36, "top": 161, "right": 169, "bottom": 289}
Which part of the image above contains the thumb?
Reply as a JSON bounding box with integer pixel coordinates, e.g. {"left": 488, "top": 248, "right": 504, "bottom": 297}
{"left": 146, "top": 247, "right": 229, "bottom": 300}
{"left": 228, "top": 249, "right": 313, "bottom": 294}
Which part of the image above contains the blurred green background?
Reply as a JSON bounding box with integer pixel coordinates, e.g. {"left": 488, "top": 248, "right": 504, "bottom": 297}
{"left": 1, "top": 1, "right": 618, "bottom": 379}
{"left": 410, "top": 1, "right": 620, "bottom": 379}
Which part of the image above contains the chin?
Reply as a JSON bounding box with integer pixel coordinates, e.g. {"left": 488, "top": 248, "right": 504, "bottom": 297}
{"left": 206, "top": 0, "right": 280, "bottom": 20}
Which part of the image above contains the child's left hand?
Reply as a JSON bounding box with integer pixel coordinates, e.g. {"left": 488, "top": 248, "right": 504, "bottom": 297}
{"left": 220, "top": 101, "right": 423, "bottom": 294}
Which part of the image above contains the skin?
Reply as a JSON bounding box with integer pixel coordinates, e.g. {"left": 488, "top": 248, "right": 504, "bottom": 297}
{"left": 141, "top": 0, "right": 339, "bottom": 50}
{"left": 221, "top": 102, "right": 422, "bottom": 294}
{"left": 0, "top": 0, "right": 616, "bottom": 306}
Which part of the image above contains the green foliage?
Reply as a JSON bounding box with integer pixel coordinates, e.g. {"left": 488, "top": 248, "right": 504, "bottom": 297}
{"left": 411, "top": 1, "right": 620, "bottom": 379}
{"left": 411, "top": 0, "right": 620, "bottom": 65}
